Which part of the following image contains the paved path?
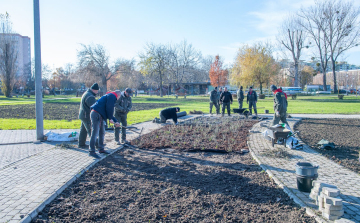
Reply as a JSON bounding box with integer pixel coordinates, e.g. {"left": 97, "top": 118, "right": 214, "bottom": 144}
{"left": 248, "top": 117, "right": 360, "bottom": 223}
{"left": 0, "top": 115, "right": 197, "bottom": 223}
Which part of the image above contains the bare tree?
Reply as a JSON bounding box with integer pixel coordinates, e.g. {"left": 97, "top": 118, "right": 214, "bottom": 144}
{"left": 278, "top": 14, "right": 308, "bottom": 87}
{"left": 77, "top": 44, "right": 113, "bottom": 93}
{"left": 0, "top": 12, "right": 18, "bottom": 97}
{"left": 299, "top": 3, "right": 331, "bottom": 91}
{"left": 320, "top": 0, "right": 360, "bottom": 92}
{"left": 139, "top": 43, "right": 171, "bottom": 97}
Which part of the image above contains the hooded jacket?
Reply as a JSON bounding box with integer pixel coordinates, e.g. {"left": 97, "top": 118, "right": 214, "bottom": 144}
{"left": 79, "top": 89, "right": 97, "bottom": 121}
{"left": 160, "top": 107, "right": 180, "bottom": 123}
{"left": 114, "top": 91, "right": 132, "bottom": 115}
{"left": 273, "top": 89, "right": 287, "bottom": 113}
{"left": 90, "top": 92, "right": 118, "bottom": 123}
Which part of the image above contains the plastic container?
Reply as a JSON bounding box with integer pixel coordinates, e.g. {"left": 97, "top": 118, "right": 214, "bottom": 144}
{"left": 295, "top": 162, "right": 318, "bottom": 176}
{"left": 297, "top": 174, "right": 318, "bottom": 192}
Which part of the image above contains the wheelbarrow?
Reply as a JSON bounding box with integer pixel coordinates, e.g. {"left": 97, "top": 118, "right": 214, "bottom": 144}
{"left": 267, "top": 126, "right": 291, "bottom": 147}
{"left": 233, "top": 108, "right": 250, "bottom": 118}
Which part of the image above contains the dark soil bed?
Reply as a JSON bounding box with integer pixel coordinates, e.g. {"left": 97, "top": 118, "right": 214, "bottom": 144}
{"left": 0, "top": 103, "right": 177, "bottom": 120}
{"left": 32, "top": 118, "right": 314, "bottom": 222}
{"left": 295, "top": 118, "right": 360, "bottom": 174}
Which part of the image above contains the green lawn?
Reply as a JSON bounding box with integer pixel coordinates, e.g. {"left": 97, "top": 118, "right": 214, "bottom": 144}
{"left": 0, "top": 94, "right": 359, "bottom": 130}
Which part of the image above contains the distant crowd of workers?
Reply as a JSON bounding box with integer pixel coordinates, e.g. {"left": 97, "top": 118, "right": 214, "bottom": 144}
{"left": 209, "top": 85, "right": 288, "bottom": 123}
{"left": 78, "top": 83, "right": 288, "bottom": 158}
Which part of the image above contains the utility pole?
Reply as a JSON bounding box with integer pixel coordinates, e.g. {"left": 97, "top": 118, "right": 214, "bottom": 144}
{"left": 34, "top": 0, "right": 44, "bottom": 140}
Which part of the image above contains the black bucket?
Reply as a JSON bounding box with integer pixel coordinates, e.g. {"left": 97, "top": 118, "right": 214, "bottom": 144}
{"left": 296, "top": 174, "right": 318, "bottom": 192}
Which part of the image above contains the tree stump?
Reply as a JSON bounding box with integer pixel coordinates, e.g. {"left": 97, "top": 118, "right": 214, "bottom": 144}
{"left": 291, "top": 95, "right": 297, "bottom": 100}
{"left": 338, "top": 95, "right": 344, "bottom": 100}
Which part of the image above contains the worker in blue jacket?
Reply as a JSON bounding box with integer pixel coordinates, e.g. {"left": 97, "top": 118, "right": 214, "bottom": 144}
{"left": 89, "top": 90, "right": 121, "bottom": 158}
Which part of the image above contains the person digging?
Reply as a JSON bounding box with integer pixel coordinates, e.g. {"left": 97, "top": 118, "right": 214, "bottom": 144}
{"left": 153, "top": 107, "right": 181, "bottom": 125}
{"left": 114, "top": 88, "right": 133, "bottom": 145}
{"left": 78, "top": 83, "right": 98, "bottom": 148}
{"left": 271, "top": 85, "right": 289, "bottom": 126}
{"left": 89, "top": 90, "right": 121, "bottom": 159}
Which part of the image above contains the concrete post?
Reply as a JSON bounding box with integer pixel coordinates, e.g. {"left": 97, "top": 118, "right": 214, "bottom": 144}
{"left": 34, "top": 0, "right": 44, "bottom": 140}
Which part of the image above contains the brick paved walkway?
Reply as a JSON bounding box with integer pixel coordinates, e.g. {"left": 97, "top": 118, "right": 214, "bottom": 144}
{"left": 0, "top": 115, "right": 197, "bottom": 223}
{"left": 248, "top": 117, "right": 360, "bottom": 223}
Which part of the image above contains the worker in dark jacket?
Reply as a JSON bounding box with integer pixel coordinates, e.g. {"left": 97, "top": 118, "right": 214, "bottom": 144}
{"left": 114, "top": 88, "right": 133, "bottom": 145}
{"left": 246, "top": 86, "right": 257, "bottom": 117}
{"left": 220, "top": 87, "right": 233, "bottom": 117}
{"left": 78, "top": 83, "right": 98, "bottom": 148}
{"left": 159, "top": 107, "right": 180, "bottom": 124}
{"left": 209, "top": 87, "right": 220, "bottom": 115}
{"left": 237, "top": 86, "right": 244, "bottom": 109}
{"left": 271, "top": 85, "right": 288, "bottom": 126}
{"left": 89, "top": 91, "right": 121, "bottom": 158}
{"left": 218, "top": 87, "right": 223, "bottom": 104}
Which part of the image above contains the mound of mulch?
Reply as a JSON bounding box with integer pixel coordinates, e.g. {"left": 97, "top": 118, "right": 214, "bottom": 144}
{"left": 0, "top": 103, "right": 178, "bottom": 120}
{"left": 132, "top": 117, "right": 257, "bottom": 153}
{"left": 295, "top": 118, "right": 360, "bottom": 174}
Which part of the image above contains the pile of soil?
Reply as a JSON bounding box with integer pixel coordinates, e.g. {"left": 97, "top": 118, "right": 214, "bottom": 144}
{"left": 295, "top": 118, "right": 360, "bottom": 174}
{"left": 33, "top": 146, "right": 314, "bottom": 223}
{"left": 133, "top": 117, "right": 257, "bottom": 153}
{"left": 32, "top": 118, "right": 314, "bottom": 222}
{"left": 0, "top": 103, "right": 177, "bottom": 120}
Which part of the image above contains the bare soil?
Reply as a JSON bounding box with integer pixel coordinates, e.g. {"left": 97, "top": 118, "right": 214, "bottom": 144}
{"left": 32, "top": 117, "right": 315, "bottom": 223}
{"left": 0, "top": 103, "right": 177, "bottom": 120}
{"left": 295, "top": 118, "right": 360, "bottom": 174}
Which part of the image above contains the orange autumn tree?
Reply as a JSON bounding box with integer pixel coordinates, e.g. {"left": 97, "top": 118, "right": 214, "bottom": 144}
{"left": 209, "top": 55, "right": 228, "bottom": 87}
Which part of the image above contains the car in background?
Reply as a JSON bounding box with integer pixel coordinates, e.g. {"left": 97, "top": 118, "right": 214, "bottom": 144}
{"left": 338, "top": 89, "right": 349, "bottom": 95}
{"left": 349, "top": 89, "right": 357, "bottom": 94}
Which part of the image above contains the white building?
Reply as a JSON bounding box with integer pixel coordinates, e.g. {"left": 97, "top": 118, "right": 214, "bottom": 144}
{"left": 0, "top": 33, "right": 31, "bottom": 80}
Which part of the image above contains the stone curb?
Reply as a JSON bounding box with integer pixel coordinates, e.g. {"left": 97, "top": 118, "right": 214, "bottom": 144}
{"left": 20, "top": 144, "right": 126, "bottom": 223}
{"left": 247, "top": 121, "right": 327, "bottom": 223}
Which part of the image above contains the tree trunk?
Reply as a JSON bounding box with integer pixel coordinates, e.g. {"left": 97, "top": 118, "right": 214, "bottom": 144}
{"left": 331, "top": 59, "right": 337, "bottom": 93}
{"left": 294, "top": 61, "right": 299, "bottom": 87}
{"left": 102, "top": 75, "right": 107, "bottom": 94}
{"left": 160, "top": 71, "right": 163, "bottom": 97}
{"left": 259, "top": 82, "right": 263, "bottom": 94}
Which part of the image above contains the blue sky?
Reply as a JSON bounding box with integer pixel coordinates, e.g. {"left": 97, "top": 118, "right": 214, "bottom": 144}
{"left": 2, "top": 0, "right": 360, "bottom": 68}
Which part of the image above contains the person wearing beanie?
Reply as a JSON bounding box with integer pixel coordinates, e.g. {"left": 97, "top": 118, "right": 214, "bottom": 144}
{"left": 78, "top": 83, "right": 99, "bottom": 148}
{"left": 114, "top": 88, "right": 133, "bottom": 145}
{"left": 237, "top": 86, "right": 244, "bottom": 109}
{"left": 271, "top": 85, "right": 288, "bottom": 126}
{"left": 158, "top": 107, "right": 181, "bottom": 124}
{"left": 209, "top": 87, "right": 220, "bottom": 115}
{"left": 88, "top": 90, "right": 121, "bottom": 158}
{"left": 246, "top": 86, "right": 258, "bottom": 117}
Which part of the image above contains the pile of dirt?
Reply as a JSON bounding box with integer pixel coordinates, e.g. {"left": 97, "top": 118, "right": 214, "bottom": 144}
{"left": 0, "top": 103, "right": 178, "bottom": 120}
{"left": 33, "top": 146, "right": 314, "bottom": 223}
{"left": 132, "top": 117, "right": 257, "bottom": 152}
{"left": 295, "top": 118, "right": 360, "bottom": 174}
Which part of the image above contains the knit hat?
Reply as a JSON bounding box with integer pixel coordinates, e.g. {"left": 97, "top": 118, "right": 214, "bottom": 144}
{"left": 215, "top": 87, "right": 218, "bottom": 90}
{"left": 249, "top": 86, "right": 253, "bottom": 89}
{"left": 91, "top": 83, "right": 99, "bottom": 90}
{"left": 125, "top": 88, "right": 133, "bottom": 96}
{"left": 240, "top": 86, "right": 243, "bottom": 90}
{"left": 270, "top": 85, "right": 277, "bottom": 91}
